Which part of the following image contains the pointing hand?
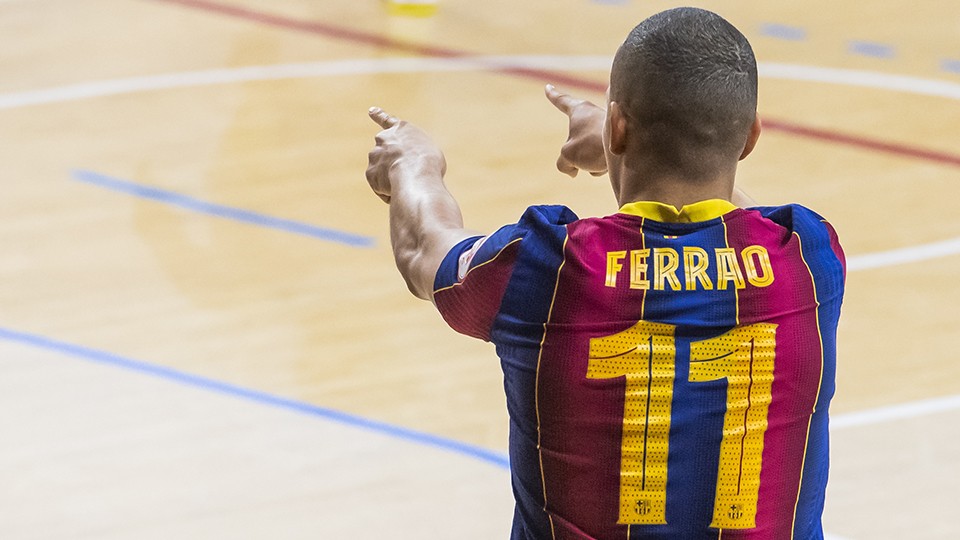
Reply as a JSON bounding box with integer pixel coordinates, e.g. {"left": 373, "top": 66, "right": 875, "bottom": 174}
{"left": 545, "top": 84, "right": 608, "bottom": 178}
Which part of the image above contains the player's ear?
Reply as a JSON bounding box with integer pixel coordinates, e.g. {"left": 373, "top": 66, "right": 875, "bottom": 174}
{"left": 739, "top": 114, "right": 762, "bottom": 161}
{"left": 608, "top": 101, "right": 628, "bottom": 156}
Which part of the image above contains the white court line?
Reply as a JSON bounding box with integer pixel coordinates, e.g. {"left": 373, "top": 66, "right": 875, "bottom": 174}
{"left": 7, "top": 56, "right": 960, "bottom": 110}
{"left": 0, "top": 56, "right": 607, "bottom": 110}
{"left": 760, "top": 62, "right": 960, "bottom": 101}
{"left": 2, "top": 56, "right": 960, "bottom": 271}
{"left": 822, "top": 394, "right": 960, "bottom": 540}
{"left": 845, "top": 236, "right": 960, "bottom": 271}
{"left": 831, "top": 393, "right": 960, "bottom": 429}
{"left": 0, "top": 58, "right": 474, "bottom": 110}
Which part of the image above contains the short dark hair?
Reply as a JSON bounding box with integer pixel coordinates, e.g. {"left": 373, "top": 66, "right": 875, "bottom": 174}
{"left": 610, "top": 8, "right": 758, "bottom": 168}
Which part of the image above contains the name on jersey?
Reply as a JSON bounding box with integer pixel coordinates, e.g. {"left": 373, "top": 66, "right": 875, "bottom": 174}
{"left": 604, "top": 246, "right": 774, "bottom": 291}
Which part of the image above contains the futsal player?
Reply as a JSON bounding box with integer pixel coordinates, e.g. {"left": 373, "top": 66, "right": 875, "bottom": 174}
{"left": 365, "top": 7, "right": 845, "bottom": 539}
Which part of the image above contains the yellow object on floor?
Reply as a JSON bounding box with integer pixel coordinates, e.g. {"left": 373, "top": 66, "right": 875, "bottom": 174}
{"left": 385, "top": 0, "right": 438, "bottom": 17}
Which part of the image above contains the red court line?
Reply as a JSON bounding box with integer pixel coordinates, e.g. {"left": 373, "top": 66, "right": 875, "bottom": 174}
{"left": 150, "top": 0, "right": 960, "bottom": 170}
{"left": 761, "top": 120, "right": 960, "bottom": 168}
{"left": 151, "top": 0, "right": 605, "bottom": 92}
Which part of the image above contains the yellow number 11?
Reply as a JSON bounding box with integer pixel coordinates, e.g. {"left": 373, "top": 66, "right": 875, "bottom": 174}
{"left": 587, "top": 322, "right": 777, "bottom": 529}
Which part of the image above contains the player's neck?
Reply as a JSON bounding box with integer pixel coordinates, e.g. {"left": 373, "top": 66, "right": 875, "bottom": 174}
{"left": 614, "top": 164, "right": 738, "bottom": 210}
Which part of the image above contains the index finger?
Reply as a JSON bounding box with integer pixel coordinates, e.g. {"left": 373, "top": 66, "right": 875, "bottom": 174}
{"left": 368, "top": 106, "right": 400, "bottom": 129}
{"left": 544, "top": 84, "right": 581, "bottom": 115}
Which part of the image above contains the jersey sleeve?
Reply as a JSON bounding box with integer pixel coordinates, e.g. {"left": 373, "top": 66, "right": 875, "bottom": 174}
{"left": 432, "top": 205, "right": 578, "bottom": 341}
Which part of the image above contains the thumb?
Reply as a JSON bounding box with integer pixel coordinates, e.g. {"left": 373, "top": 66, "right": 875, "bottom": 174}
{"left": 368, "top": 107, "right": 400, "bottom": 129}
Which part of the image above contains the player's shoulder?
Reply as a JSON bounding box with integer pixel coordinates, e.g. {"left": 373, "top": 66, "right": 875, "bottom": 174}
{"left": 454, "top": 205, "right": 577, "bottom": 273}
{"left": 748, "top": 203, "right": 827, "bottom": 227}
{"left": 516, "top": 204, "right": 580, "bottom": 228}
{"left": 745, "top": 203, "right": 838, "bottom": 239}
{"left": 476, "top": 205, "right": 578, "bottom": 253}
{"left": 746, "top": 203, "right": 845, "bottom": 271}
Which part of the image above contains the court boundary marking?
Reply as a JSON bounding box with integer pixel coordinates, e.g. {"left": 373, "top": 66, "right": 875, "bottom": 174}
{"left": 1, "top": 322, "right": 946, "bottom": 540}
{"left": 137, "top": 0, "right": 960, "bottom": 172}
{"left": 3, "top": 56, "right": 957, "bottom": 270}
{"left": 2, "top": 321, "right": 957, "bottom": 457}
{"left": 4, "top": 57, "right": 960, "bottom": 110}
{"left": 71, "top": 169, "right": 375, "bottom": 248}
{"left": 0, "top": 325, "right": 511, "bottom": 469}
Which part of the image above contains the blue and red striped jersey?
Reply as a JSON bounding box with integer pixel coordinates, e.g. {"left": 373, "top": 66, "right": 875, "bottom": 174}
{"left": 434, "top": 200, "right": 845, "bottom": 540}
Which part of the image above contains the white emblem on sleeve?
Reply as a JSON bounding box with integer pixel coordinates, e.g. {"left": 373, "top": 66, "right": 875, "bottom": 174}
{"left": 457, "top": 236, "right": 490, "bottom": 281}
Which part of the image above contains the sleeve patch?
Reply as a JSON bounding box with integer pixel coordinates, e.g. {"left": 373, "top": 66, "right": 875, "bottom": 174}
{"left": 458, "top": 235, "right": 490, "bottom": 280}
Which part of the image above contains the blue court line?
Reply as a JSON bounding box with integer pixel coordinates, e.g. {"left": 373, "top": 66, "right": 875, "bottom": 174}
{"left": 759, "top": 23, "right": 807, "bottom": 41}
{"left": 71, "top": 169, "right": 375, "bottom": 248}
{"left": 943, "top": 59, "right": 960, "bottom": 74}
{"left": 0, "top": 326, "right": 510, "bottom": 470}
{"left": 848, "top": 41, "right": 896, "bottom": 59}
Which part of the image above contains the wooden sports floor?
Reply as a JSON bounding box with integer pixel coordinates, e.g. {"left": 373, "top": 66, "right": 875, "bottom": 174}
{"left": 2, "top": 0, "right": 959, "bottom": 538}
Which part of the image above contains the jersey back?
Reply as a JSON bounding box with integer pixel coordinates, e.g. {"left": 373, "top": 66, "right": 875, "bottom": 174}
{"left": 434, "top": 201, "right": 845, "bottom": 540}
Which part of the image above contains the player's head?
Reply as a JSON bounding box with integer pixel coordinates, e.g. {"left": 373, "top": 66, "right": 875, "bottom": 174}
{"left": 606, "top": 8, "right": 760, "bottom": 183}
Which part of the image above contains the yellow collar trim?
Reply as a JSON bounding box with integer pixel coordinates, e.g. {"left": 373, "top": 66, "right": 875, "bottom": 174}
{"left": 618, "top": 199, "right": 738, "bottom": 223}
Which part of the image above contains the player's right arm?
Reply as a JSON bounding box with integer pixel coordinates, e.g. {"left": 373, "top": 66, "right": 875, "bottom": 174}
{"left": 365, "top": 107, "right": 479, "bottom": 302}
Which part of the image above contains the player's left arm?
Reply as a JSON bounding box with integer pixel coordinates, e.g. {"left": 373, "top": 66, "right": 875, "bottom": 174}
{"left": 365, "top": 107, "right": 479, "bottom": 302}
{"left": 546, "top": 85, "right": 762, "bottom": 207}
